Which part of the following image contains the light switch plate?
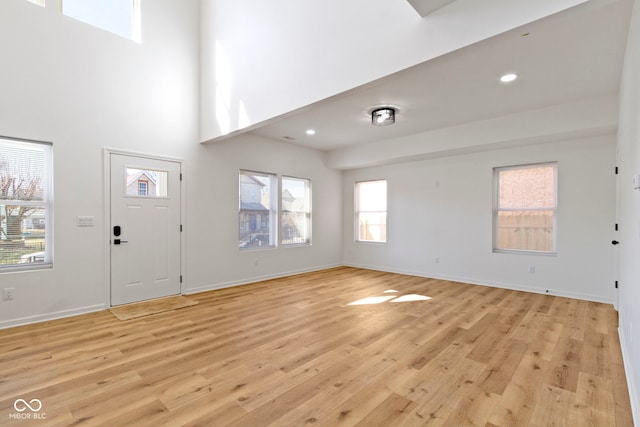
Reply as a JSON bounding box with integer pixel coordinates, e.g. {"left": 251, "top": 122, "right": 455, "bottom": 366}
{"left": 77, "top": 216, "right": 95, "bottom": 227}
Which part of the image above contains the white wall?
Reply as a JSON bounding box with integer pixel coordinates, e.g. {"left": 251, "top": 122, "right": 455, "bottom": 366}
{"left": 200, "top": 0, "right": 587, "bottom": 142}
{"left": 617, "top": 0, "right": 640, "bottom": 422}
{"left": 0, "top": 1, "right": 346, "bottom": 329}
{"left": 343, "top": 135, "right": 617, "bottom": 303}
{"left": 183, "top": 133, "right": 343, "bottom": 294}
{"left": 0, "top": 0, "right": 200, "bottom": 328}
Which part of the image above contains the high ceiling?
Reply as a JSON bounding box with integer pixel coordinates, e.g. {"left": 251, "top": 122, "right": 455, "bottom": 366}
{"left": 251, "top": 0, "right": 631, "bottom": 153}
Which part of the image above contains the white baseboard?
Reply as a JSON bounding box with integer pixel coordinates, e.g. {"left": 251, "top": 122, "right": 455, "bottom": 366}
{"left": 0, "top": 304, "right": 106, "bottom": 330}
{"left": 343, "top": 263, "right": 614, "bottom": 304}
{"left": 185, "top": 263, "right": 343, "bottom": 295}
{"left": 619, "top": 327, "right": 640, "bottom": 427}
{"left": 0, "top": 263, "right": 613, "bottom": 330}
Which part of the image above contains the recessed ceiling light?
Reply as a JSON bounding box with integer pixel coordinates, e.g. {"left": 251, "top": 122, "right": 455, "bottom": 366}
{"left": 500, "top": 73, "right": 518, "bottom": 83}
{"left": 306, "top": 129, "right": 316, "bottom": 135}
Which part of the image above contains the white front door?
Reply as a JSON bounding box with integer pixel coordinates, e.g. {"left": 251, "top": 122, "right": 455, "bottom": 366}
{"left": 110, "top": 153, "right": 182, "bottom": 306}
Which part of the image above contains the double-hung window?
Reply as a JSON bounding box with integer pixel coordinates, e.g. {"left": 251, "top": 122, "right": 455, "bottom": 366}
{"left": 0, "top": 137, "right": 53, "bottom": 269}
{"left": 239, "top": 170, "right": 276, "bottom": 249}
{"left": 239, "top": 172, "right": 313, "bottom": 250}
{"left": 494, "top": 162, "right": 557, "bottom": 253}
{"left": 355, "top": 180, "right": 387, "bottom": 243}
{"left": 281, "top": 176, "right": 311, "bottom": 245}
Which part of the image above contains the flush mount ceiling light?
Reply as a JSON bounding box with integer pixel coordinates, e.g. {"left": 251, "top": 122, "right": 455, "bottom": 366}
{"left": 500, "top": 73, "right": 518, "bottom": 83}
{"left": 371, "top": 107, "right": 396, "bottom": 126}
{"left": 305, "top": 129, "right": 316, "bottom": 135}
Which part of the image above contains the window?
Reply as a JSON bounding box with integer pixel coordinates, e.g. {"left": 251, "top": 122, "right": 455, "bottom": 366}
{"left": 125, "top": 168, "right": 168, "bottom": 198}
{"left": 138, "top": 181, "right": 148, "bottom": 196}
{"left": 0, "top": 137, "right": 53, "bottom": 269}
{"left": 239, "top": 171, "right": 276, "bottom": 249}
{"left": 281, "top": 176, "right": 311, "bottom": 245}
{"left": 356, "top": 180, "right": 387, "bottom": 243}
{"left": 62, "top": 0, "right": 141, "bottom": 43}
{"left": 494, "top": 162, "right": 557, "bottom": 253}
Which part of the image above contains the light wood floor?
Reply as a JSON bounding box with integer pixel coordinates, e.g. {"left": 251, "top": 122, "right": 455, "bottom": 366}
{"left": 0, "top": 267, "right": 633, "bottom": 426}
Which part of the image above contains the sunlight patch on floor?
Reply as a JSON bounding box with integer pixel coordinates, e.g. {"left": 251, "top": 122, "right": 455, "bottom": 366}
{"left": 347, "top": 292, "right": 431, "bottom": 306}
{"left": 389, "top": 294, "right": 431, "bottom": 303}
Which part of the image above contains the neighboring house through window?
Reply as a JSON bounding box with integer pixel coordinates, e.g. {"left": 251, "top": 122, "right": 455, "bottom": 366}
{"left": 494, "top": 162, "right": 557, "bottom": 253}
{"left": 239, "top": 170, "right": 276, "bottom": 249}
{"left": 126, "top": 169, "right": 160, "bottom": 197}
{"left": 0, "top": 137, "right": 53, "bottom": 269}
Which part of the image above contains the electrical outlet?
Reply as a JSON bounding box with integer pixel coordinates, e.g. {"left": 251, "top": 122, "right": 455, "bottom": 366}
{"left": 3, "top": 288, "right": 14, "bottom": 300}
{"left": 528, "top": 265, "right": 536, "bottom": 274}
{"left": 435, "top": 257, "right": 440, "bottom": 264}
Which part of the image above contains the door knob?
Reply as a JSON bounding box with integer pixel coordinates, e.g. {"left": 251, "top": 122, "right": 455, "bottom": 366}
{"left": 612, "top": 240, "right": 620, "bottom": 245}
{"left": 114, "top": 239, "right": 128, "bottom": 245}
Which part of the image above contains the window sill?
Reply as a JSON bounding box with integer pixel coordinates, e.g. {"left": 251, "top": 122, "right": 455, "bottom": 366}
{"left": 0, "top": 263, "right": 53, "bottom": 274}
{"left": 493, "top": 249, "right": 557, "bottom": 257}
{"left": 239, "top": 246, "right": 277, "bottom": 252}
{"left": 282, "top": 243, "right": 312, "bottom": 248}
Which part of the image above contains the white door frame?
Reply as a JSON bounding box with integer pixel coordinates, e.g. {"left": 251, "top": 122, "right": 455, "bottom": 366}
{"left": 614, "top": 148, "right": 620, "bottom": 311}
{"left": 103, "top": 148, "right": 186, "bottom": 307}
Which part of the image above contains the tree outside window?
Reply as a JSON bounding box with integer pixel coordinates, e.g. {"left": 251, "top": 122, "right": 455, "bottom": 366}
{"left": 0, "top": 138, "right": 52, "bottom": 268}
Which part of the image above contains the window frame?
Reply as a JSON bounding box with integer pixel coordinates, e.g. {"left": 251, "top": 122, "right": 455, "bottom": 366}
{"left": 0, "top": 136, "right": 54, "bottom": 272}
{"left": 280, "top": 175, "right": 312, "bottom": 247}
{"left": 493, "top": 162, "right": 558, "bottom": 255}
{"left": 238, "top": 170, "right": 277, "bottom": 251}
{"left": 355, "top": 179, "right": 387, "bottom": 243}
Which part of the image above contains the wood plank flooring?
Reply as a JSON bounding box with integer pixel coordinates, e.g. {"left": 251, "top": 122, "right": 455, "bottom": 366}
{"left": 0, "top": 267, "right": 633, "bottom": 426}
